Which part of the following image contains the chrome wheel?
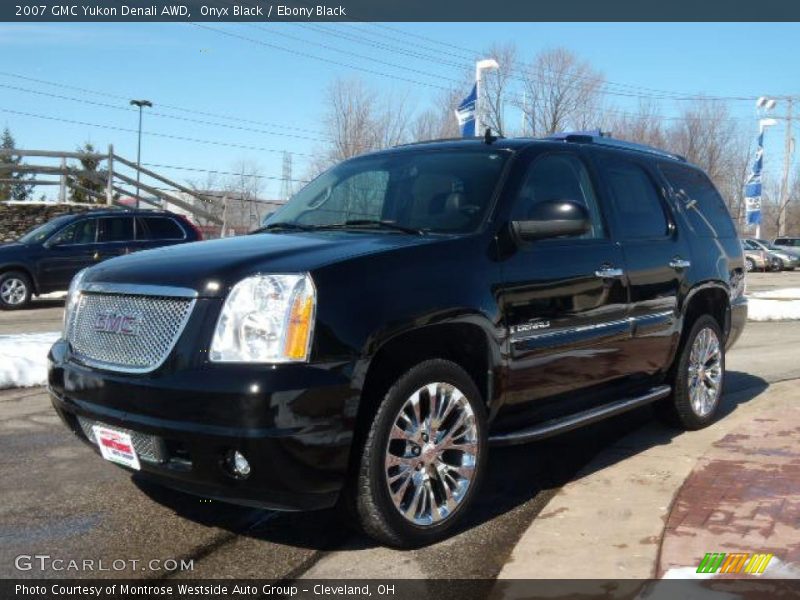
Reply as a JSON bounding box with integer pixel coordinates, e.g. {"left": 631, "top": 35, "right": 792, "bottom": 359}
{"left": 745, "top": 259, "right": 754, "bottom": 272}
{"left": 0, "top": 277, "right": 27, "bottom": 306}
{"left": 384, "top": 382, "right": 479, "bottom": 526}
{"left": 687, "top": 327, "right": 723, "bottom": 417}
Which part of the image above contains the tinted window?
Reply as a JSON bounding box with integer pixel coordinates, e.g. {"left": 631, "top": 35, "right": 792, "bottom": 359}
{"left": 512, "top": 153, "right": 605, "bottom": 239}
{"left": 18, "top": 215, "right": 73, "bottom": 244}
{"left": 601, "top": 159, "right": 669, "bottom": 240}
{"left": 97, "top": 217, "right": 134, "bottom": 243}
{"left": 270, "top": 150, "right": 510, "bottom": 234}
{"left": 48, "top": 219, "right": 97, "bottom": 245}
{"left": 660, "top": 163, "right": 737, "bottom": 238}
{"left": 138, "top": 217, "right": 184, "bottom": 240}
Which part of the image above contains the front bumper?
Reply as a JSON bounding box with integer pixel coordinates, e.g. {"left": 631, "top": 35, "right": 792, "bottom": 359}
{"left": 48, "top": 339, "right": 359, "bottom": 511}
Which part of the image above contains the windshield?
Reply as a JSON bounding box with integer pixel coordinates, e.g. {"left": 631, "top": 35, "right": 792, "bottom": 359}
{"left": 17, "top": 215, "right": 73, "bottom": 244}
{"left": 268, "top": 149, "right": 511, "bottom": 234}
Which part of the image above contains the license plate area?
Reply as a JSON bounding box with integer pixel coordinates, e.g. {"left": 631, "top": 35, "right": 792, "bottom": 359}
{"left": 93, "top": 426, "right": 141, "bottom": 470}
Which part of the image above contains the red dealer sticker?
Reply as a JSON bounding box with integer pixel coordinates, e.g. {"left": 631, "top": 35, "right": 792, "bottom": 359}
{"left": 93, "top": 426, "right": 141, "bottom": 471}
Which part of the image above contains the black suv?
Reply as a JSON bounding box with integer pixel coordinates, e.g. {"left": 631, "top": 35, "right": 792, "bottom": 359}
{"left": 49, "top": 135, "right": 746, "bottom": 547}
{"left": 0, "top": 209, "right": 201, "bottom": 309}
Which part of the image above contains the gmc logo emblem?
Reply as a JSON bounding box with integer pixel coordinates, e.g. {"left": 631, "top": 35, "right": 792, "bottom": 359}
{"left": 93, "top": 311, "right": 141, "bottom": 336}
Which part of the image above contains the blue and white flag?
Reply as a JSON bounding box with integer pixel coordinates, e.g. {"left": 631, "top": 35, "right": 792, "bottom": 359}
{"left": 455, "top": 84, "right": 477, "bottom": 138}
{"left": 744, "top": 131, "right": 764, "bottom": 226}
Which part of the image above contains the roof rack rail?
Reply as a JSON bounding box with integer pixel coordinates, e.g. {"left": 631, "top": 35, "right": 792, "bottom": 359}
{"left": 545, "top": 131, "right": 687, "bottom": 162}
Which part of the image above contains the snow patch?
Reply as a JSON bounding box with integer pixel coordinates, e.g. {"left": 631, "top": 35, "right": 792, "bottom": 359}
{"left": 749, "top": 288, "right": 800, "bottom": 300}
{"left": 747, "top": 298, "right": 800, "bottom": 321}
{"left": 0, "top": 332, "right": 60, "bottom": 389}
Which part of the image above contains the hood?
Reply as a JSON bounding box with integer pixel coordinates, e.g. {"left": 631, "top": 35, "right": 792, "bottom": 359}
{"left": 0, "top": 242, "right": 24, "bottom": 251}
{"left": 85, "top": 231, "right": 448, "bottom": 296}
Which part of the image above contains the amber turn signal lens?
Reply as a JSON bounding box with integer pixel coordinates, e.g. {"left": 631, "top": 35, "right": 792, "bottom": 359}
{"left": 284, "top": 294, "right": 314, "bottom": 360}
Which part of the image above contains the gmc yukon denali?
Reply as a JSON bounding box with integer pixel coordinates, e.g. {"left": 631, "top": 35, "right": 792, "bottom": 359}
{"left": 49, "top": 134, "right": 747, "bottom": 547}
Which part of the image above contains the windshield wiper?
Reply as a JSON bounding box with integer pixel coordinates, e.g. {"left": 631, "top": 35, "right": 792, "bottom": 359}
{"left": 250, "top": 222, "right": 315, "bottom": 234}
{"left": 321, "top": 220, "right": 426, "bottom": 236}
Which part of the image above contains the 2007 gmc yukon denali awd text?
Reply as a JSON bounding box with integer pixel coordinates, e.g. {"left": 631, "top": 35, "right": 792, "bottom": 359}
{"left": 49, "top": 134, "right": 747, "bottom": 547}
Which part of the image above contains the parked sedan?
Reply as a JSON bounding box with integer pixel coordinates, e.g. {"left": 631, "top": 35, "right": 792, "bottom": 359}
{"left": 747, "top": 238, "right": 799, "bottom": 271}
{"left": 773, "top": 236, "right": 800, "bottom": 256}
{"left": 741, "top": 240, "right": 770, "bottom": 272}
{"left": 0, "top": 209, "right": 202, "bottom": 309}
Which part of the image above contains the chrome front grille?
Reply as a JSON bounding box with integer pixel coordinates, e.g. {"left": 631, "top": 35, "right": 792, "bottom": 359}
{"left": 77, "top": 416, "right": 167, "bottom": 464}
{"left": 66, "top": 289, "right": 195, "bottom": 373}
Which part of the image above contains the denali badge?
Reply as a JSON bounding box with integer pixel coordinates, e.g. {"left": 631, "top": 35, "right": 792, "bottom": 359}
{"left": 93, "top": 311, "right": 141, "bottom": 336}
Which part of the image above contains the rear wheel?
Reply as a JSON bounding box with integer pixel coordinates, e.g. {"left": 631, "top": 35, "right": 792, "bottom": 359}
{"left": 662, "top": 315, "right": 725, "bottom": 430}
{"left": 348, "top": 359, "right": 487, "bottom": 547}
{"left": 0, "top": 271, "right": 32, "bottom": 310}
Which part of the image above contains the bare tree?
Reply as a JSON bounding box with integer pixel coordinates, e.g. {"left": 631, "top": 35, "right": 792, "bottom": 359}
{"left": 325, "top": 78, "right": 379, "bottom": 162}
{"left": 411, "top": 88, "right": 462, "bottom": 142}
{"left": 517, "top": 48, "right": 605, "bottom": 136}
{"left": 480, "top": 43, "right": 518, "bottom": 137}
{"left": 604, "top": 102, "right": 668, "bottom": 149}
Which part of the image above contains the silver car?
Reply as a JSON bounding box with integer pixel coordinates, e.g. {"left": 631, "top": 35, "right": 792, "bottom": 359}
{"left": 749, "top": 238, "right": 799, "bottom": 271}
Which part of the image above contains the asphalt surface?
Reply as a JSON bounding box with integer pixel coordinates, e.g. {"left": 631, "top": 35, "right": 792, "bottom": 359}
{"left": 0, "top": 280, "right": 798, "bottom": 581}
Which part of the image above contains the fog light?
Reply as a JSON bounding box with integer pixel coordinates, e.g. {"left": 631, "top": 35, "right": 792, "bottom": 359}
{"left": 226, "top": 450, "right": 251, "bottom": 478}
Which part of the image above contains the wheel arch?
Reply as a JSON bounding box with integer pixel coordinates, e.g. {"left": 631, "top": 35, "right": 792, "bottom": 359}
{"left": 353, "top": 317, "right": 501, "bottom": 440}
{"left": 674, "top": 281, "right": 730, "bottom": 367}
{"left": 0, "top": 263, "right": 38, "bottom": 295}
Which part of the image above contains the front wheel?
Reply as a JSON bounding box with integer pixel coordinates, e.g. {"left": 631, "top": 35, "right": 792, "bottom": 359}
{"left": 662, "top": 315, "right": 725, "bottom": 430}
{"left": 349, "top": 359, "right": 487, "bottom": 547}
{"left": 744, "top": 258, "right": 755, "bottom": 272}
{"left": 0, "top": 271, "right": 32, "bottom": 310}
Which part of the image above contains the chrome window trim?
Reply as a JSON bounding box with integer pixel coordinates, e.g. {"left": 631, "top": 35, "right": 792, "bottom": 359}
{"left": 80, "top": 282, "right": 198, "bottom": 298}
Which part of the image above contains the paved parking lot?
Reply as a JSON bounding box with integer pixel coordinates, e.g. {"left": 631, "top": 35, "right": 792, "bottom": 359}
{"left": 1, "top": 313, "right": 797, "bottom": 580}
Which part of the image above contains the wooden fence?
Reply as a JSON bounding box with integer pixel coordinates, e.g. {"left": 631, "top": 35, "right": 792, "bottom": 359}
{"left": 0, "top": 147, "right": 223, "bottom": 225}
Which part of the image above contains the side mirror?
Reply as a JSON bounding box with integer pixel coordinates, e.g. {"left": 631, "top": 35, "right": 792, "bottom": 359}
{"left": 511, "top": 200, "right": 591, "bottom": 242}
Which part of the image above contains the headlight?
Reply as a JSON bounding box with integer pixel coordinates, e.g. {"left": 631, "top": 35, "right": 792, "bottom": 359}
{"left": 210, "top": 274, "right": 316, "bottom": 363}
{"left": 63, "top": 268, "right": 89, "bottom": 335}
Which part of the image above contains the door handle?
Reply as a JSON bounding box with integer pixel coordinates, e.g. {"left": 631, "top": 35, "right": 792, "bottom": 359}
{"left": 669, "top": 258, "right": 691, "bottom": 270}
{"left": 595, "top": 266, "right": 624, "bottom": 279}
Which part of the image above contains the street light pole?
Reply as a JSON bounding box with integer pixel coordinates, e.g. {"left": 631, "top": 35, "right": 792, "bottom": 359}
{"left": 129, "top": 99, "right": 152, "bottom": 209}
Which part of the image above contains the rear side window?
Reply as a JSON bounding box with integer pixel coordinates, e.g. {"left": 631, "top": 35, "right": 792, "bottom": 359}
{"left": 97, "top": 217, "right": 134, "bottom": 243}
{"left": 599, "top": 159, "right": 669, "bottom": 240}
{"left": 776, "top": 238, "right": 800, "bottom": 247}
{"left": 660, "top": 164, "right": 737, "bottom": 239}
{"left": 138, "top": 217, "right": 184, "bottom": 240}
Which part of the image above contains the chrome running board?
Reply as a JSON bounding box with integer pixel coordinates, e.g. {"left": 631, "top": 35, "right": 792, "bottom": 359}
{"left": 488, "top": 385, "right": 672, "bottom": 447}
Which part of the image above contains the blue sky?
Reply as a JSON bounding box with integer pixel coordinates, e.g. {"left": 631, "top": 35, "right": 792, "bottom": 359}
{"left": 2, "top": 22, "right": 798, "bottom": 199}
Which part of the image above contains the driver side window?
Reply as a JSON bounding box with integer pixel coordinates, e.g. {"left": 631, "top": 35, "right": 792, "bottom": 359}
{"left": 49, "top": 219, "right": 97, "bottom": 245}
{"left": 512, "top": 153, "right": 605, "bottom": 239}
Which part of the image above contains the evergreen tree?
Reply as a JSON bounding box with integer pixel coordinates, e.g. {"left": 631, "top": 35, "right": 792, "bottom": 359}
{"left": 69, "top": 142, "right": 107, "bottom": 203}
{"left": 0, "top": 127, "right": 32, "bottom": 201}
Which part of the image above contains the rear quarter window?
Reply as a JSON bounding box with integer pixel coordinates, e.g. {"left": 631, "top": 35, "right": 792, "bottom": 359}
{"left": 137, "top": 217, "right": 185, "bottom": 240}
{"left": 659, "top": 163, "right": 737, "bottom": 239}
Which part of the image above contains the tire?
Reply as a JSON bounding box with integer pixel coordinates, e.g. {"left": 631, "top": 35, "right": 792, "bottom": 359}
{"left": 348, "top": 359, "right": 488, "bottom": 548}
{"left": 773, "top": 259, "right": 784, "bottom": 272}
{"left": 661, "top": 315, "right": 725, "bottom": 430}
{"left": 0, "top": 271, "right": 32, "bottom": 310}
{"left": 744, "top": 258, "right": 755, "bottom": 272}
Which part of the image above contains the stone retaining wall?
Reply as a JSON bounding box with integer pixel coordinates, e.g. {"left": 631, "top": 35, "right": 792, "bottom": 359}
{"left": 0, "top": 202, "right": 102, "bottom": 243}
